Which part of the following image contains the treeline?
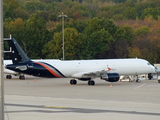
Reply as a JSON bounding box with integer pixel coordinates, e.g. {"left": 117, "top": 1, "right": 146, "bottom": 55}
{"left": 3, "top": 0, "right": 160, "bottom": 64}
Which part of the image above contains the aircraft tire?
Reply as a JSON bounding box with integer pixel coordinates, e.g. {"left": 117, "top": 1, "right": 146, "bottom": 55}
{"left": 6, "top": 75, "right": 12, "bottom": 79}
{"left": 19, "top": 75, "right": 25, "bottom": 80}
{"left": 6, "top": 75, "right": 9, "bottom": 79}
{"left": 136, "top": 79, "right": 141, "bottom": 83}
{"left": 70, "top": 79, "right": 77, "bottom": 85}
{"left": 9, "top": 75, "right": 12, "bottom": 79}
{"left": 88, "top": 80, "right": 95, "bottom": 86}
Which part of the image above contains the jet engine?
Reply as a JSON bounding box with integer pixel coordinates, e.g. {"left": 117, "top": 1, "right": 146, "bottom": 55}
{"left": 101, "top": 73, "right": 120, "bottom": 82}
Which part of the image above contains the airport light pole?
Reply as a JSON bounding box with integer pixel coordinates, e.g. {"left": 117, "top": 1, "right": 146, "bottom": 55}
{"left": 58, "top": 13, "right": 67, "bottom": 60}
{"left": 0, "top": 0, "right": 4, "bottom": 120}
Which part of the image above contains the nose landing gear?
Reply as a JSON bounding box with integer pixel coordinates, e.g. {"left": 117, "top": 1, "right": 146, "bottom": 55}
{"left": 88, "top": 80, "right": 95, "bottom": 85}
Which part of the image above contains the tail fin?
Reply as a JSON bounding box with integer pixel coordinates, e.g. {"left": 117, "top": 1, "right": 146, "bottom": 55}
{"left": 4, "top": 38, "right": 30, "bottom": 64}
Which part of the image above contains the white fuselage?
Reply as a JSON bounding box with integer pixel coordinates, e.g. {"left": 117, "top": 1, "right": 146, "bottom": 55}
{"left": 33, "top": 58, "right": 155, "bottom": 78}
{"left": 4, "top": 58, "right": 155, "bottom": 79}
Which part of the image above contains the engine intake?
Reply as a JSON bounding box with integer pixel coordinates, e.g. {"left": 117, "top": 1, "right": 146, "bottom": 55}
{"left": 101, "top": 73, "right": 120, "bottom": 82}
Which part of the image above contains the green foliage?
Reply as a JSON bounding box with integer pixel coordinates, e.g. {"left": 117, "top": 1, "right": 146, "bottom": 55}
{"left": 24, "top": 1, "right": 46, "bottom": 12}
{"left": 77, "top": 17, "right": 116, "bottom": 59}
{"left": 98, "top": 3, "right": 126, "bottom": 19}
{"left": 135, "top": 0, "right": 160, "bottom": 19}
{"left": 42, "top": 28, "right": 80, "bottom": 59}
{"left": 24, "top": 13, "right": 51, "bottom": 58}
{"left": 113, "top": 14, "right": 126, "bottom": 20}
{"left": 123, "top": 7, "right": 137, "bottom": 19}
{"left": 4, "top": 0, "right": 21, "bottom": 19}
{"left": 135, "top": 26, "right": 150, "bottom": 36}
{"left": 4, "top": 18, "right": 26, "bottom": 46}
{"left": 84, "top": 17, "right": 117, "bottom": 36}
{"left": 83, "top": 29, "right": 114, "bottom": 59}
{"left": 142, "top": 8, "right": 160, "bottom": 20}
{"left": 67, "top": 19, "right": 87, "bottom": 33}
{"left": 3, "top": 0, "right": 160, "bottom": 63}
{"left": 115, "top": 25, "right": 134, "bottom": 45}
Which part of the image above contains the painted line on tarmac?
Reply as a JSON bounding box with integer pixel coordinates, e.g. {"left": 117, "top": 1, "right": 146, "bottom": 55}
{"left": 5, "top": 103, "right": 160, "bottom": 116}
{"left": 43, "top": 106, "right": 69, "bottom": 108}
{"left": 134, "top": 83, "right": 146, "bottom": 89}
{"left": 5, "top": 103, "right": 69, "bottom": 109}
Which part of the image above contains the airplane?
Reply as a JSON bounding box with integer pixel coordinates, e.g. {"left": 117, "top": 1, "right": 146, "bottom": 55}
{"left": 4, "top": 38, "right": 156, "bottom": 85}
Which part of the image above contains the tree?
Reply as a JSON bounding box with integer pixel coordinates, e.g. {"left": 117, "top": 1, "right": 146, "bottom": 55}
{"left": 13, "top": 8, "right": 29, "bottom": 20}
{"left": 128, "top": 47, "right": 142, "bottom": 58}
{"left": 4, "top": 18, "right": 26, "bottom": 59}
{"left": 73, "top": 12, "right": 84, "bottom": 20}
{"left": 123, "top": 7, "right": 137, "bottom": 19}
{"left": 79, "top": 17, "right": 117, "bottom": 59}
{"left": 24, "top": 13, "right": 51, "bottom": 58}
{"left": 68, "top": 19, "right": 87, "bottom": 33}
{"left": 112, "top": 25, "right": 135, "bottom": 58}
{"left": 4, "top": 18, "right": 27, "bottom": 51}
{"left": 113, "top": 14, "right": 126, "bottom": 20}
{"left": 135, "top": 26, "right": 150, "bottom": 36}
{"left": 84, "top": 17, "right": 117, "bottom": 36}
{"left": 81, "top": 29, "right": 114, "bottom": 59}
{"left": 24, "top": 1, "right": 46, "bottom": 13}
{"left": 115, "top": 25, "right": 134, "bottom": 45}
{"left": 42, "top": 28, "right": 80, "bottom": 60}
{"left": 4, "top": 0, "right": 21, "bottom": 19}
{"left": 142, "top": 8, "right": 160, "bottom": 20}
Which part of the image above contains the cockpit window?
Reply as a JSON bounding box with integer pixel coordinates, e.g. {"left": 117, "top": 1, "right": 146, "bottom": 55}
{"left": 147, "top": 63, "right": 151, "bottom": 65}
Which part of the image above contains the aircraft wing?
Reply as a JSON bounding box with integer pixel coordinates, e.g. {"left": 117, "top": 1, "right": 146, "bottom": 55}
{"left": 71, "top": 69, "right": 108, "bottom": 78}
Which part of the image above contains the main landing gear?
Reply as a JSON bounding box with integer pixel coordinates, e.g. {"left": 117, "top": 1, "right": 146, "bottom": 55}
{"left": 70, "top": 79, "right": 95, "bottom": 86}
{"left": 88, "top": 80, "right": 95, "bottom": 85}
{"left": 6, "top": 75, "right": 25, "bottom": 80}
{"left": 70, "top": 79, "right": 77, "bottom": 85}
{"left": 19, "top": 75, "right": 25, "bottom": 80}
{"left": 6, "top": 75, "right": 12, "bottom": 79}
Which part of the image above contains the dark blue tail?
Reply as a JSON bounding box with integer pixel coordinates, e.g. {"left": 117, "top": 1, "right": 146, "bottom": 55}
{"left": 5, "top": 38, "right": 30, "bottom": 64}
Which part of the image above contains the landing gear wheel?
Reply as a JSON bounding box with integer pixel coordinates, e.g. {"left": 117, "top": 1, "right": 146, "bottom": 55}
{"left": 136, "top": 79, "right": 141, "bottom": 83}
{"left": 70, "top": 79, "right": 77, "bottom": 85}
{"left": 6, "top": 75, "right": 9, "bottom": 79}
{"left": 19, "top": 75, "right": 25, "bottom": 80}
{"left": 6, "top": 75, "right": 12, "bottom": 79}
{"left": 88, "top": 80, "right": 95, "bottom": 86}
{"left": 148, "top": 73, "right": 153, "bottom": 80}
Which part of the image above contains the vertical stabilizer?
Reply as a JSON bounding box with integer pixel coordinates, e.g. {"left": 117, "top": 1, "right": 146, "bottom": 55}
{"left": 5, "top": 38, "right": 30, "bottom": 64}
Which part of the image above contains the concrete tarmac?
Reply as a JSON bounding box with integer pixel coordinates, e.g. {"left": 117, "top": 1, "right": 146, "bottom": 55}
{"left": 4, "top": 75, "right": 160, "bottom": 120}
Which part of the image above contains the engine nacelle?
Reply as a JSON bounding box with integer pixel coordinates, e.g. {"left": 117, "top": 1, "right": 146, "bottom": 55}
{"left": 101, "top": 73, "right": 120, "bottom": 82}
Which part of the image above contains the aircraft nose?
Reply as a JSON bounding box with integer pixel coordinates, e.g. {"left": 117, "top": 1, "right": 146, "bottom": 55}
{"left": 150, "top": 65, "right": 157, "bottom": 73}
{"left": 154, "top": 66, "right": 159, "bottom": 73}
